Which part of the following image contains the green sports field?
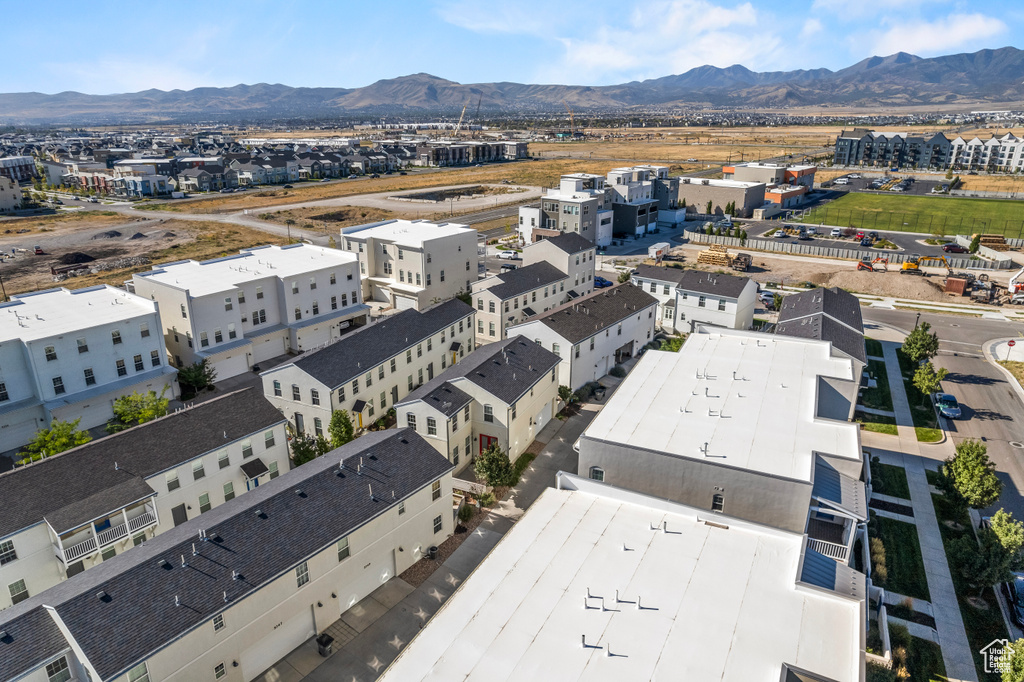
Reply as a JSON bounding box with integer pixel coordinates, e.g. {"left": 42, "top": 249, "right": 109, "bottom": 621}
{"left": 794, "top": 192, "right": 1024, "bottom": 238}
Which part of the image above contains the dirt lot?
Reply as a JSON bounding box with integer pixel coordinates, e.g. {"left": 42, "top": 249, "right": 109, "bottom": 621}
{"left": 258, "top": 206, "right": 401, "bottom": 237}
{"left": 0, "top": 213, "right": 286, "bottom": 296}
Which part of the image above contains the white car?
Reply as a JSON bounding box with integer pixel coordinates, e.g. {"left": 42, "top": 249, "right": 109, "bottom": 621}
{"left": 758, "top": 291, "right": 777, "bottom": 306}
{"left": 830, "top": 228, "right": 843, "bottom": 237}
{"left": 804, "top": 226, "right": 818, "bottom": 235}
{"left": 497, "top": 250, "right": 520, "bottom": 261}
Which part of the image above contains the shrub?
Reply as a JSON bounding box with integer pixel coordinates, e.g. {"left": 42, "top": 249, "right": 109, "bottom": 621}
{"left": 609, "top": 365, "right": 627, "bottom": 378}
{"left": 458, "top": 504, "right": 474, "bottom": 523}
{"left": 475, "top": 443, "right": 516, "bottom": 487}
{"left": 478, "top": 492, "right": 496, "bottom": 507}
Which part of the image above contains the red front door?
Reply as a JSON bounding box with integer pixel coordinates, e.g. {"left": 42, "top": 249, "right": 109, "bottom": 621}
{"left": 479, "top": 435, "right": 498, "bottom": 455}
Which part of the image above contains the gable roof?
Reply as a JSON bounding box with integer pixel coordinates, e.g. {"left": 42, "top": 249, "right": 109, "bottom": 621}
{"left": 400, "top": 336, "right": 561, "bottom": 407}
{"left": 633, "top": 263, "right": 688, "bottom": 286}
{"left": 674, "top": 269, "right": 752, "bottom": 297}
{"left": 536, "top": 232, "right": 593, "bottom": 255}
{"left": 484, "top": 262, "right": 566, "bottom": 300}
{"left": 0, "top": 388, "right": 286, "bottom": 538}
{"left": 512, "top": 284, "right": 657, "bottom": 344}
{"left": 0, "top": 607, "right": 69, "bottom": 682}
{"left": 285, "top": 299, "right": 473, "bottom": 389}
{"left": 0, "top": 429, "right": 453, "bottom": 682}
{"left": 419, "top": 382, "right": 473, "bottom": 417}
{"left": 776, "top": 287, "right": 865, "bottom": 364}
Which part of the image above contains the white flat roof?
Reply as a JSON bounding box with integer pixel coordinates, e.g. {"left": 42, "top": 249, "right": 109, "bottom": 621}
{"left": 583, "top": 330, "right": 859, "bottom": 482}
{"left": 341, "top": 219, "right": 473, "bottom": 247}
{"left": 1, "top": 286, "right": 156, "bottom": 342}
{"left": 381, "top": 478, "right": 862, "bottom": 682}
{"left": 136, "top": 244, "right": 356, "bottom": 297}
{"left": 678, "top": 176, "right": 763, "bottom": 189}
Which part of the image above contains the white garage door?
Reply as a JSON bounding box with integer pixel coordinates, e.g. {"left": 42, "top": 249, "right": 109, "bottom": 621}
{"left": 241, "top": 607, "right": 316, "bottom": 681}
{"left": 394, "top": 295, "right": 417, "bottom": 311}
{"left": 337, "top": 549, "right": 397, "bottom": 614}
{"left": 252, "top": 333, "right": 285, "bottom": 364}
{"left": 0, "top": 419, "right": 41, "bottom": 450}
{"left": 213, "top": 353, "right": 249, "bottom": 380}
{"left": 53, "top": 398, "right": 114, "bottom": 432}
{"left": 535, "top": 404, "right": 548, "bottom": 433}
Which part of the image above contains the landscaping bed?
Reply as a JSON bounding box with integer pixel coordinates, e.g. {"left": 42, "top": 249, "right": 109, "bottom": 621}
{"left": 860, "top": 359, "right": 895, "bottom": 412}
{"left": 886, "top": 603, "right": 937, "bottom": 630}
{"left": 857, "top": 411, "right": 898, "bottom": 436}
{"left": 869, "top": 514, "right": 931, "bottom": 601}
{"left": 870, "top": 499, "right": 915, "bottom": 517}
{"left": 870, "top": 460, "right": 911, "bottom": 499}
{"left": 865, "top": 338, "right": 884, "bottom": 358}
{"left": 894, "top": 349, "right": 943, "bottom": 443}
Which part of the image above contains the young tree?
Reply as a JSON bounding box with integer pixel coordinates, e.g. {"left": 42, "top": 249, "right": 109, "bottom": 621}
{"left": 107, "top": 388, "right": 169, "bottom": 433}
{"left": 178, "top": 359, "right": 217, "bottom": 394}
{"left": 991, "top": 508, "right": 1024, "bottom": 568}
{"left": 949, "top": 529, "right": 1015, "bottom": 596}
{"left": 290, "top": 433, "right": 330, "bottom": 466}
{"left": 941, "top": 439, "right": 1002, "bottom": 510}
{"left": 705, "top": 199, "right": 714, "bottom": 215}
{"left": 969, "top": 234, "right": 982, "bottom": 254}
{"left": 617, "top": 271, "right": 631, "bottom": 284}
{"left": 475, "top": 442, "right": 515, "bottom": 487}
{"left": 558, "top": 385, "right": 578, "bottom": 405}
{"left": 328, "top": 410, "right": 355, "bottom": 448}
{"left": 901, "top": 321, "right": 940, "bottom": 364}
{"left": 1001, "top": 639, "right": 1024, "bottom": 681}
{"left": 912, "top": 362, "right": 948, "bottom": 396}
{"left": 20, "top": 418, "right": 92, "bottom": 458}
{"left": 327, "top": 236, "right": 337, "bottom": 249}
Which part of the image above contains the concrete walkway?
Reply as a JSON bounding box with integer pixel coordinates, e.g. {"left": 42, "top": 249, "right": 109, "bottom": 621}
{"left": 866, "top": 340, "right": 978, "bottom": 682}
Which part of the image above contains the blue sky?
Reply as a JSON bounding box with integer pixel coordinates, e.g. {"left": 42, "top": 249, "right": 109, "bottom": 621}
{"left": 3, "top": 0, "right": 1022, "bottom": 94}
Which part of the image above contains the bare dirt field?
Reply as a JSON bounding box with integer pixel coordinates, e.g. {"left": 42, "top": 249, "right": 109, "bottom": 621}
{"left": 258, "top": 206, "right": 401, "bottom": 237}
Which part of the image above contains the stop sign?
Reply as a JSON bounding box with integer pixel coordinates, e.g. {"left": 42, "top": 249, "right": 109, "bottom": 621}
{"left": 1010, "top": 340, "right": 1017, "bottom": 347}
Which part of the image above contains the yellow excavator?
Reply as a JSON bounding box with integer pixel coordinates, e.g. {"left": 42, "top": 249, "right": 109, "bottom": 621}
{"left": 900, "top": 254, "right": 951, "bottom": 276}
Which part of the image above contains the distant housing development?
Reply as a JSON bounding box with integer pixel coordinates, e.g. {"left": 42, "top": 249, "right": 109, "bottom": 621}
{"left": 834, "top": 128, "right": 1024, "bottom": 170}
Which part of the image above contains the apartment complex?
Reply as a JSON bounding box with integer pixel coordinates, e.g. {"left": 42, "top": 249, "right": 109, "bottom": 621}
{"left": 0, "top": 429, "right": 454, "bottom": 682}
{"left": 472, "top": 263, "right": 570, "bottom": 344}
{"left": 507, "top": 284, "right": 657, "bottom": 390}
{"left": 396, "top": 335, "right": 561, "bottom": 469}
{"left": 521, "top": 232, "right": 596, "bottom": 294}
{"left": 341, "top": 219, "right": 478, "bottom": 311}
{"left": 0, "top": 176, "right": 23, "bottom": 213}
{"left": 381, "top": 475, "right": 866, "bottom": 682}
{"left": 130, "top": 244, "right": 368, "bottom": 381}
{"left": 0, "top": 286, "right": 179, "bottom": 450}
{"left": 0, "top": 155, "right": 37, "bottom": 182}
{"left": 676, "top": 176, "right": 765, "bottom": 218}
{"left": 834, "top": 128, "right": 1024, "bottom": 171}
{"left": 630, "top": 265, "right": 757, "bottom": 334}
{"left": 0, "top": 389, "right": 287, "bottom": 610}
{"left": 517, "top": 173, "right": 612, "bottom": 246}
{"left": 261, "top": 299, "right": 475, "bottom": 433}
{"left": 578, "top": 328, "right": 868, "bottom": 566}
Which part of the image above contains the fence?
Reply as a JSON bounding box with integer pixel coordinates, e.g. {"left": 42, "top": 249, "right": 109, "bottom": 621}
{"left": 685, "top": 227, "right": 1014, "bottom": 270}
{"left": 791, "top": 204, "right": 1024, "bottom": 239}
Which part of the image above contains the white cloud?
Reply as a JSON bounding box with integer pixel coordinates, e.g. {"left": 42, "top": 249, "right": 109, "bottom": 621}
{"left": 801, "top": 18, "right": 823, "bottom": 39}
{"left": 868, "top": 12, "right": 1007, "bottom": 56}
{"left": 434, "top": 0, "right": 556, "bottom": 35}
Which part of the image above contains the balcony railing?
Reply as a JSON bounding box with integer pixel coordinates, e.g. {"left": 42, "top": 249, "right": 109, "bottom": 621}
{"left": 55, "top": 505, "right": 158, "bottom": 564}
{"left": 807, "top": 537, "right": 849, "bottom": 563}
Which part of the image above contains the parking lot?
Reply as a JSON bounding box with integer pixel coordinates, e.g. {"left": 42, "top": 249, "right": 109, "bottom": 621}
{"left": 742, "top": 220, "right": 960, "bottom": 257}
{"left": 828, "top": 174, "right": 945, "bottom": 196}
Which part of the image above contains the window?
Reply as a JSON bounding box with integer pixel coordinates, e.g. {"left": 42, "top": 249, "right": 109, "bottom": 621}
{"left": 253, "top": 309, "right": 267, "bottom": 325}
{"left": 649, "top": 282, "right": 657, "bottom": 293}
{"left": 214, "top": 328, "right": 223, "bottom": 343}
{"left": 269, "top": 461, "right": 279, "bottom": 479}
{"left": 131, "top": 533, "right": 145, "bottom": 547}
{"left": 256, "top": 286, "right": 264, "bottom": 299}
{"left": 238, "top": 290, "right": 245, "bottom": 303}
{"left": 337, "top": 386, "right": 346, "bottom": 402}
{"left": 292, "top": 282, "right": 299, "bottom": 294}
{"left": 273, "top": 380, "right": 282, "bottom": 397}
{"left": 0, "top": 383, "right": 7, "bottom": 402}
{"left": 134, "top": 354, "right": 144, "bottom": 371}
{"left": 181, "top": 304, "right": 188, "bottom": 319}
{"left": 84, "top": 368, "right": 96, "bottom": 386}
{"left": 408, "top": 375, "right": 414, "bottom": 391}
{"left": 452, "top": 445, "right": 460, "bottom": 467}
{"left": 380, "top": 391, "right": 387, "bottom": 409}
{"left": 199, "top": 331, "right": 209, "bottom": 348}
{"left": 224, "top": 296, "right": 233, "bottom": 311}
{"left": 426, "top": 273, "right": 431, "bottom": 285}
{"left": 407, "top": 413, "right": 417, "bottom": 430}
{"left": 312, "top": 301, "right": 320, "bottom": 315}
{"left": 0, "top": 540, "right": 17, "bottom": 565}
{"left": 418, "top": 368, "right": 423, "bottom": 385}
{"left": 215, "top": 664, "right": 226, "bottom": 680}
{"left": 483, "top": 404, "right": 494, "bottom": 423}
{"left": 488, "top": 300, "right": 495, "bottom": 313}
{"left": 552, "top": 343, "right": 560, "bottom": 356}
{"left": 718, "top": 299, "right": 726, "bottom": 311}
{"left": 218, "top": 450, "right": 229, "bottom": 469}
{"left": 427, "top": 417, "right": 437, "bottom": 435}
{"left": 399, "top": 501, "right": 406, "bottom": 515}
{"left": 337, "top": 537, "right": 350, "bottom": 561}
{"left": 477, "top": 320, "right": 483, "bottom": 334}
{"left": 432, "top": 480, "right": 441, "bottom": 500}
{"left": 223, "top": 482, "right": 235, "bottom": 502}
{"left": 296, "top": 561, "right": 310, "bottom": 587}
{"left": 433, "top": 514, "right": 443, "bottom": 534}
{"left": 311, "top": 389, "right": 320, "bottom": 405}
{"left": 193, "top": 459, "right": 205, "bottom": 480}
{"left": 127, "top": 662, "right": 151, "bottom": 682}
{"left": 199, "top": 493, "right": 211, "bottom": 513}
{"left": 330, "top": 273, "right": 337, "bottom": 285}
{"left": 477, "top": 298, "right": 483, "bottom": 310}
{"left": 292, "top": 384, "right": 301, "bottom": 401}
{"left": 617, "top": 323, "right": 622, "bottom": 336}
{"left": 116, "top": 359, "right": 127, "bottom": 377}
{"left": 589, "top": 467, "right": 605, "bottom": 482}
{"left": 9, "top": 579, "right": 29, "bottom": 605}
{"left": 390, "top": 358, "right": 396, "bottom": 373}
{"left": 241, "top": 439, "right": 253, "bottom": 459}
{"left": 511, "top": 403, "right": 517, "bottom": 420}
{"left": 310, "top": 277, "right": 317, "bottom": 290}
{"left": 574, "top": 345, "right": 580, "bottom": 359}
{"left": 52, "top": 376, "right": 66, "bottom": 395}
{"left": 45, "top": 656, "right": 71, "bottom": 682}
{"left": 314, "top": 417, "right": 323, "bottom": 437}
{"left": 452, "top": 413, "right": 458, "bottom": 431}
{"left": 712, "top": 494, "right": 725, "bottom": 512}
{"left": 77, "top": 338, "right": 89, "bottom": 353}
{"left": 44, "top": 345, "right": 57, "bottom": 361}
{"left": 417, "top": 343, "right": 422, "bottom": 358}
{"left": 488, "top": 322, "right": 495, "bottom": 337}
{"left": 151, "top": 350, "right": 162, "bottom": 367}
{"left": 294, "top": 307, "right": 302, "bottom": 321}
{"left": 166, "top": 470, "right": 180, "bottom": 491}
{"left": 663, "top": 285, "right": 670, "bottom": 295}
{"left": 698, "top": 295, "right": 706, "bottom": 308}
{"left": 265, "top": 430, "right": 276, "bottom": 448}
{"left": 406, "top": 349, "right": 412, "bottom": 364}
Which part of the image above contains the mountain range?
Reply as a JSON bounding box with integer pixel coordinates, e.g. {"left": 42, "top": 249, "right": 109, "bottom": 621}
{"left": 2, "top": 47, "right": 1023, "bottom": 125}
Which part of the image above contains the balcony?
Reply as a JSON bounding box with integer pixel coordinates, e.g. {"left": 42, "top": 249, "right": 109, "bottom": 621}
{"left": 806, "top": 516, "right": 851, "bottom": 563}
{"left": 54, "top": 501, "right": 158, "bottom": 565}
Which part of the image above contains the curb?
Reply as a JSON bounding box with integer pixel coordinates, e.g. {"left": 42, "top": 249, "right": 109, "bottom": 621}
{"left": 982, "top": 338, "right": 1024, "bottom": 407}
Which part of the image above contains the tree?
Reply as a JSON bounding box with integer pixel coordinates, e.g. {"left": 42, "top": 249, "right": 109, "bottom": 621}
{"left": 739, "top": 229, "right": 748, "bottom": 244}
{"left": 475, "top": 442, "right": 516, "bottom": 487}
{"left": 680, "top": 198, "right": 686, "bottom": 209}
{"left": 705, "top": 199, "right": 713, "bottom": 215}
{"left": 107, "top": 388, "right": 169, "bottom": 433}
{"left": 1001, "top": 639, "right": 1024, "bottom": 681}
{"left": 969, "top": 234, "right": 982, "bottom": 254}
{"left": 991, "top": 508, "right": 1024, "bottom": 568}
{"left": 327, "top": 235, "right": 337, "bottom": 249}
{"left": 329, "top": 410, "right": 355, "bottom": 448}
{"left": 20, "top": 418, "right": 92, "bottom": 459}
{"left": 290, "top": 432, "right": 330, "bottom": 466}
{"left": 912, "top": 362, "right": 948, "bottom": 396}
{"left": 771, "top": 293, "right": 782, "bottom": 311}
{"left": 558, "top": 385, "right": 577, "bottom": 405}
{"left": 178, "top": 359, "right": 217, "bottom": 394}
{"left": 945, "top": 168, "right": 954, "bottom": 180}
{"left": 617, "top": 270, "right": 631, "bottom": 284}
{"left": 941, "top": 439, "right": 1002, "bottom": 510}
{"left": 949, "top": 529, "right": 1015, "bottom": 596}
{"left": 901, "top": 321, "right": 940, "bottom": 364}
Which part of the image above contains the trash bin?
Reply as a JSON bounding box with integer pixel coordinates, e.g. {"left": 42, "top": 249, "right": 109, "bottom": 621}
{"left": 428, "top": 545, "right": 439, "bottom": 560}
{"left": 594, "top": 387, "right": 607, "bottom": 401}
{"left": 316, "top": 633, "right": 334, "bottom": 657}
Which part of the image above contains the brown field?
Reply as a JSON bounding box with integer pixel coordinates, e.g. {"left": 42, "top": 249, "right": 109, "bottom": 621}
{"left": 258, "top": 206, "right": 401, "bottom": 237}
{"left": 0, "top": 210, "right": 138, "bottom": 237}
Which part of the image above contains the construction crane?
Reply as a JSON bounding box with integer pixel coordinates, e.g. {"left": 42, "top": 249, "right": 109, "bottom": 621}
{"left": 563, "top": 100, "right": 575, "bottom": 138}
{"left": 900, "top": 254, "right": 951, "bottom": 276}
{"left": 453, "top": 102, "right": 469, "bottom": 138}
{"left": 472, "top": 95, "right": 482, "bottom": 138}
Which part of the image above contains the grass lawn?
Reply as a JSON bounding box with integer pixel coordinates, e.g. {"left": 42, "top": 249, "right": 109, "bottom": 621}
{"left": 895, "top": 349, "right": 943, "bottom": 443}
{"left": 998, "top": 361, "right": 1024, "bottom": 392}
{"left": 870, "top": 515, "right": 931, "bottom": 601}
{"left": 932, "top": 492, "right": 1010, "bottom": 678}
{"left": 794, "top": 192, "right": 1024, "bottom": 238}
{"left": 926, "top": 469, "right": 943, "bottom": 487}
{"left": 870, "top": 461, "right": 911, "bottom": 499}
{"left": 860, "top": 359, "right": 895, "bottom": 412}
{"left": 857, "top": 412, "right": 899, "bottom": 436}
{"left": 865, "top": 338, "right": 884, "bottom": 357}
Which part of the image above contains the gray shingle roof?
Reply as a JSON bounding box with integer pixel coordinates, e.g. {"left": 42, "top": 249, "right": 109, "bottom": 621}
{"left": 514, "top": 284, "right": 657, "bottom": 345}
{"left": 420, "top": 382, "right": 473, "bottom": 417}
{"left": 0, "top": 607, "right": 69, "bottom": 682}
{"left": 400, "top": 336, "right": 561, "bottom": 407}
{"left": 0, "top": 388, "right": 286, "bottom": 537}
{"left": 537, "top": 232, "right": 593, "bottom": 254}
{"left": 485, "top": 262, "right": 566, "bottom": 300}
{"left": 674, "top": 269, "right": 752, "bottom": 298}
{"left": 0, "top": 429, "right": 452, "bottom": 682}
{"left": 776, "top": 287, "right": 865, "bottom": 364}
{"left": 288, "top": 299, "right": 472, "bottom": 389}
{"left": 776, "top": 314, "right": 867, "bottom": 365}
{"left": 632, "top": 263, "right": 688, "bottom": 286}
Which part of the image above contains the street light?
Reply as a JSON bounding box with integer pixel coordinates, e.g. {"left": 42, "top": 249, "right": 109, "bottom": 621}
{"left": 915, "top": 312, "right": 921, "bottom": 329}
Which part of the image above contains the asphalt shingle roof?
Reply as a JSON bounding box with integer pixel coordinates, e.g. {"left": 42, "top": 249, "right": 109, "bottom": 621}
{"left": 776, "top": 287, "right": 866, "bottom": 364}
{"left": 674, "top": 269, "right": 752, "bottom": 298}
{"left": 420, "top": 382, "right": 473, "bottom": 417}
{"left": 0, "top": 429, "right": 453, "bottom": 682}
{"left": 632, "top": 263, "right": 688, "bottom": 286}
{"left": 0, "top": 608, "right": 69, "bottom": 682}
{"left": 400, "top": 336, "right": 561, "bottom": 407}
{"left": 0, "top": 388, "right": 286, "bottom": 537}
{"left": 537, "top": 232, "right": 593, "bottom": 254}
{"left": 289, "top": 299, "right": 473, "bottom": 389}
{"left": 514, "top": 284, "right": 658, "bottom": 345}
{"left": 485, "top": 262, "right": 566, "bottom": 300}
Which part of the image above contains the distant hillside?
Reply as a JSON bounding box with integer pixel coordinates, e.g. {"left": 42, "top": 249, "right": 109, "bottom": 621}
{"left": 2, "top": 47, "right": 1022, "bottom": 124}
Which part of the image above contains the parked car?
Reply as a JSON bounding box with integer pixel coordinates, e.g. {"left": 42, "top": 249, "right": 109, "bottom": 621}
{"left": 758, "top": 291, "right": 777, "bottom": 307}
{"left": 943, "top": 244, "right": 967, "bottom": 253}
{"left": 497, "top": 250, "right": 520, "bottom": 261}
{"left": 830, "top": 228, "right": 843, "bottom": 237}
{"left": 860, "top": 237, "right": 873, "bottom": 247}
{"left": 283, "top": 184, "right": 294, "bottom": 188}
{"left": 868, "top": 231, "right": 879, "bottom": 240}
{"left": 798, "top": 232, "right": 813, "bottom": 241}
{"left": 804, "top": 226, "right": 817, "bottom": 235}
{"left": 1002, "top": 573, "right": 1024, "bottom": 628}
{"left": 856, "top": 231, "right": 866, "bottom": 239}
{"left": 594, "top": 276, "right": 613, "bottom": 288}
{"left": 371, "top": 173, "right": 381, "bottom": 178}
{"left": 499, "top": 263, "right": 518, "bottom": 273}
{"left": 935, "top": 393, "right": 962, "bottom": 420}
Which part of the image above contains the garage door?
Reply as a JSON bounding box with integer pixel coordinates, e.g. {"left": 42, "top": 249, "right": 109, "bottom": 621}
{"left": 337, "top": 549, "right": 397, "bottom": 613}
{"left": 0, "top": 418, "right": 41, "bottom": 450}
{"left": 213, "top": 353, "right": 249, "bottom": 380}
{"left": 53, "top": 397, "right": 114, "bottom": 431}
{"left": 395, "top": 295, "right": 417, "bottom": 311}
{"left": 241, "top": 607, "right": 316, "bottom": 681}
{"left": 252, "top": 333, "right": 284, "bottom": 363}
{"left": 534, "top": 404, "right": 548, "bottom": 433}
